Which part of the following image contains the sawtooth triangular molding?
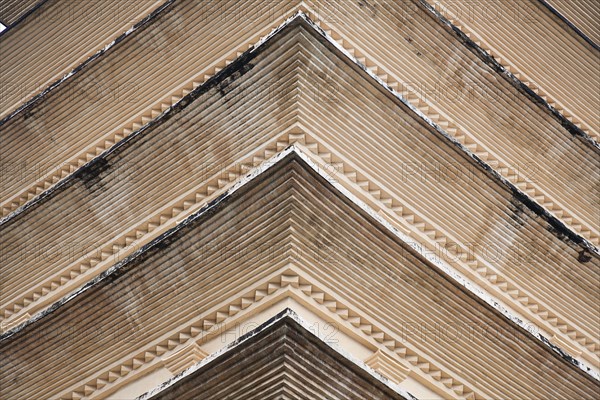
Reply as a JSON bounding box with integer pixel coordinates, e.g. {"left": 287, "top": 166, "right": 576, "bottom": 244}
{"left": 1, "top": 15, "right": 597, "bottom": 371}
{"left": 1, "top": 9, "right": 598, "bottom": 400}
{"left": 138, "top": 309, "right": 417, "bottom": 400}
{"left": 2, "top": 6, "right": 597, "bottom": 253}
{"left": 1, "top": 148, "right": 597, "bottom": 400}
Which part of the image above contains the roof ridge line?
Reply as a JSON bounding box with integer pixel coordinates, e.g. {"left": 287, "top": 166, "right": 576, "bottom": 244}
{"left": 0, "top": 146, "right": 299, "bottom": 342}
{"left": 60, "top": 267, "right": 424, "bottom": 399}
{"left": 295, "top": 13, "right": 598, "bottom": 246}
{"left": 137, "top": 307, "right": 416, "bottom": 400}
{"left": 1, "top": 16, "right": 597, "bottom": 380}
{"left": 6, "top": 7, "right": 595, "bottom": 254}
{"left": 292, "top": 126, "right": 599, "bottom": 360}
{"left": 0, "top": 125, "right": 303, "bottom": 323}
{"left": 0, "top": 11, "right": 305, "bottom": 226}
{"left": 298, "top": 10, "right": 599, "bottom": 254}
{"left": 292, "top": 144, "right": 600, "bottom": 382}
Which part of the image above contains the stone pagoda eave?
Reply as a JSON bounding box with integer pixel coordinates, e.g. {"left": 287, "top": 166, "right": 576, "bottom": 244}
{"left": 1, "top": 148, "right": 597, "bottom": 400}
{"left": 1, "top": 4, "right": 597, "bottom": 252}
{"left": 138, "top": 308, "right": 417, "bottom": 400}
{"left": 1, "top": 15, "right": 598, "bottom": 376}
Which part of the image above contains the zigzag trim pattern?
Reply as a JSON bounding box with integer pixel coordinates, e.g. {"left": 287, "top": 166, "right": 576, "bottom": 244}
{"left": 0, "top": 5, "right": 299, "bottom": 218}
{"left": 302, "top": 8, "right": 598, "bottom": 247}
{"left": 295, "top": 126, "right": 599, "bottom": 361}
{"left": 0, "top": 126, "right": 302, "bottom": 324}
{"left": 1, "top": 8, "right": 595, "bottom": 371}
{"left": 56, "top": 268, "right": 484, "bottom": 400}
{"left": 3, "top": 126, "right": 596, "bottom": 368}
{"left": 2, "top": 6, "right": 596, "bottom": 250}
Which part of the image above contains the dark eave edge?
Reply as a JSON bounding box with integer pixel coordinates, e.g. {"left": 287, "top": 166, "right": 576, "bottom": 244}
{"left": 136, "top": 308, "right": 417, "bottom": 400}
{"left": 418, "top": 0, "right": 599, "bottom": 151}
{"left": 1, "top": 4, "right": 596, "bottom": 262}
{"left": 536, "top": 0, "right": 600, "bottom": 52}
{"left": 1, "top": 142, "right": 597, "bottom": 382}
{"left": 301, "top": 11, "right": 599, "bottom": 257}
{"left": 0, "top": 12, "right": 597, "bottom": 381}
{"left": 2, "top": 10, "right": 597, "bottom": 260}
{"left": 0, "top": 0, "right": 176, "bottom": 125}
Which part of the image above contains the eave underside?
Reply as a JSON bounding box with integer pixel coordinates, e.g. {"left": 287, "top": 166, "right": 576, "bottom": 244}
{"left": 1, "top": 153, "right": 596, "bottom": 399}
{"left": 1, "top": 19, "right": 597, "bottom": 370}
{"left": 144, "top": 312, "right": 410, "bottom": 400}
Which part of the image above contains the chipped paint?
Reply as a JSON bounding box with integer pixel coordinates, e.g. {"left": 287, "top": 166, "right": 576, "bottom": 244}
{"left": 301, "top": 11, "right": 598, "bottom": 256}
{"left": 0, "top": 147, "right": 298, "bottom": 341}
{"left": 136, "top": 308, "right": 417, "bottom": 400}
{"left": 290, "top": 145, "right": 600, "bottom": 381}
{"left": 0, "top": 12, "right": 596, "bottom": 385}
{"left": 2, "top": 145, "right": 597, "bottom": 383}
{"left": 416, "top": 0, "right": 599, "bottom": 150}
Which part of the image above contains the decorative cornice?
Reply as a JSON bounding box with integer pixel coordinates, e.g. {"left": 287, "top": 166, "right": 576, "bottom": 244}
{"left": 56, "top": 266, "right": 483, "bottom": 400}
{"left": 160, "top": 342, "right": 208, "bottom": 376}
{"left": 0, "top": 126, "right": 303, "bottom": 326}
{"left": 364, "top": 349, "right": 412, "bottom": 386}
{"left": 5, "top": 11, "right": 599, "bottom": 388}
{"left": 3, "top": 124, "right": 597, "bottom": 374}
{"left": 447, "top": 16, "right": 597, "bottom": 142}
{"left": 2, "top": 5, "right": 596, "bottom": 253}
{"left": 0, "top": 0, "right": 175, "bottom": 120}
{"left": 0, "top": 10, "right": 596, "bottom": 399}
{"left": 299, "top": 4, "right": 598, "bottom": 247}
{"left": 294, "top": 124, "right": 600, "bottom": 364}
{"left": 0, "top": 4, "right": 302, "bottom": 219}
{"left": 2, "top": 146, "right": 595, "bottom": 399}
{"left": 138, "top": 308, "right": 417, "bottom": 400}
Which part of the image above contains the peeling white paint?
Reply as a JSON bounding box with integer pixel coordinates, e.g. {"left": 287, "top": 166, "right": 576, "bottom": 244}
{"left": 1, "top": 11, "right": 596, "bottom": 385}
{"left": 136, "top": 308, "right": 416, "bottom": 400}
{"left": 0, "top": 0, "right": 176, "bottom": 125}
{"left": 291, "top": 145, "right": 599, "bottom": 381}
